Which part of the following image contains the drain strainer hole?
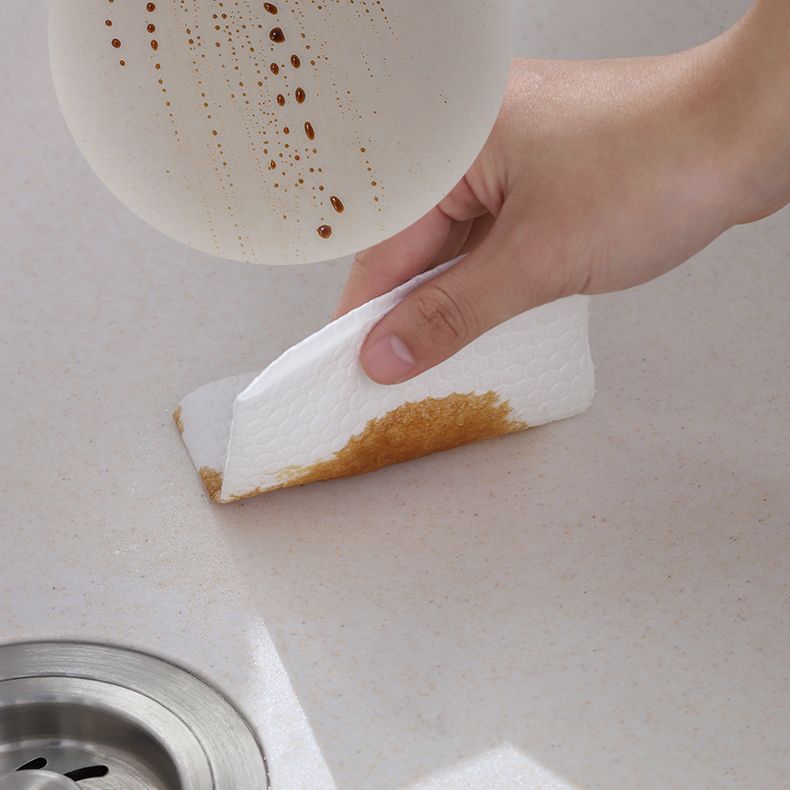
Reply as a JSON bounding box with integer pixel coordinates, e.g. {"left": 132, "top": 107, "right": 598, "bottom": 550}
{"left": 62, "top": 766, "right": 110, "bottom": 782}
{"left": 13, "top": 757, "right": 109, "bottom": 784}
{"left": 16, "top": 758, "right": 48, "bottom": 772}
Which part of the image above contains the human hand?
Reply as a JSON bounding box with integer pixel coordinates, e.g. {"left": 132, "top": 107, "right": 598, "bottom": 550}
{"left": 335, "top": 2, "right": 790, "bottom": 385}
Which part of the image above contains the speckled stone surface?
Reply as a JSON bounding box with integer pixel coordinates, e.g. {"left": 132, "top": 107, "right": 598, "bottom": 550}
{"left": 2, "top": 2, "right": 787, "bottom": 789}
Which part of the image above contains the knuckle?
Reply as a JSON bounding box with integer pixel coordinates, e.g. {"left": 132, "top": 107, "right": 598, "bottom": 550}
{"left": 413, "top": 284, "right": 474, "bottom": 346}
{"left": 351, "top": 247, "right": 376, "bottom": 273}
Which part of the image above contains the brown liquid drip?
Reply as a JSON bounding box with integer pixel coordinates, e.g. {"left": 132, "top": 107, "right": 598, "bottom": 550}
{"left": 111, "top": 38, "right": 121, "bottom": 48}
{"left": 146, "top": 2, "right": 156, "bottom": 11}
{"left": 105, "top": 19, "right": 112, "bottom": 26}
{"left": 317, "top": 224, "right": 332, "bottom": 239}
{"left": 304, "top": 121, "right": 315, "bottom": 140}
{"left": 263, "top": 2, "right": 278, "bottom": 13}
{"left": 269, "top": 27, "right": 285, "bottom": 43}
{"left": 330, "top": 195, "right": 344, "bottom": 213}
{"left": 290, "top": 54, "right": 301, "bottom": 68}
{"left": 276, "top": 94, "right": 285, "bottom": 106}
{"left": 270, "top": 63, "right": 279, "bottom": 75}
{"left": 295, "top": 87, "right": 305, "bottom": 103}
{"left": 151, "top": 39, "right": 159, "bottom": 50}
{"left": 147, "top": 23, "right": 156, "bottom": 33}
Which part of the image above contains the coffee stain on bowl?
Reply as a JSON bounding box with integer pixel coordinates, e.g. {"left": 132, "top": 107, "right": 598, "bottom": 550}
{"left": 92, "top": 0, "right": 395, "bottom": 260}
{"left": 229, "top": 391, "right": 528, "bottom": 502}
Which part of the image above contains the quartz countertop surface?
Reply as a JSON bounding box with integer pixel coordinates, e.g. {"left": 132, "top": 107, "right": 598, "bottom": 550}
{"left": 2, "top": 1, "right": 788, "bottom": 788}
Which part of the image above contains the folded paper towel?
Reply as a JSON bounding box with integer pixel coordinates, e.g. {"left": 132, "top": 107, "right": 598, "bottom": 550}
{"left": 175, "top": 259, "right": 595, "bottom": 503}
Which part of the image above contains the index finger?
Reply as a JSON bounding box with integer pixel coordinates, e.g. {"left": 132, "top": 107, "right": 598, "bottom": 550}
{"left": 334, "top": 175, "right": 491, "bottom": 317}
{"left": 333, "top": 206, "right": 454, "bottom": 319}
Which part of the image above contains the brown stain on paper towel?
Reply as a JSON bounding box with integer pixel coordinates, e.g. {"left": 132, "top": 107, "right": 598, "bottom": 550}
{"left": 199, "top": 467, "right": 224, "bottom": 503}
{"left": 172, "top": 405, "right": 184, "bottom": 434}
{"left": 219, "top": 391, "right": 528, "bottom": 503}
{"left": 172, "top": 407, "right": 222, "bottom": 503}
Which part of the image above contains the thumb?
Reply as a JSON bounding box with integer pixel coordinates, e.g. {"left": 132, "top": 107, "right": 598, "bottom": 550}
{"left": 360, "top": 222, "right": 538, "bottom": 384}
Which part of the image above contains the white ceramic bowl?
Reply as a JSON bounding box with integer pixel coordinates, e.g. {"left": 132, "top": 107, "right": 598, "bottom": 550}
{"left": 50, "top": 0, "right": 513, "bottom": 265}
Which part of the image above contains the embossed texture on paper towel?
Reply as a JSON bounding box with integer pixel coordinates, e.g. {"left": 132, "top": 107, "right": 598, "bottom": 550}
{"left": 175, "top": 259, "right": 595, "bottom": 503}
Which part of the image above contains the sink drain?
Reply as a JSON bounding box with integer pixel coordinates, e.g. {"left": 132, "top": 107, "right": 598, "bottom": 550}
{"left": 0, "top": 642, "right": 269, "bottom": 789}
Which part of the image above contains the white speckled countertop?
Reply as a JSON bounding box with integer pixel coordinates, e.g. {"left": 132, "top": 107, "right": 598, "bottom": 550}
{"left": 2, "top": 2, "right": 788, "bottom": 788}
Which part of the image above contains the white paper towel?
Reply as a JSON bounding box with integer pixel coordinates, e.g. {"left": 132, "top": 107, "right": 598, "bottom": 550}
{"left": 175, "top": 260, "right": 595, "bottom": 503}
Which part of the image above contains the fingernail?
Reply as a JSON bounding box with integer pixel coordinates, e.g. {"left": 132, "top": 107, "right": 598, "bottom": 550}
{"left": 363, "top": 334, "right": 415, "bottom": 384}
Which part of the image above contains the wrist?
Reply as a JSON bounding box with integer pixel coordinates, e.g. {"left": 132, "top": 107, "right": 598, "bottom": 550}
{"left": 704, "top": 1, "right": 790, "bottom": 225}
